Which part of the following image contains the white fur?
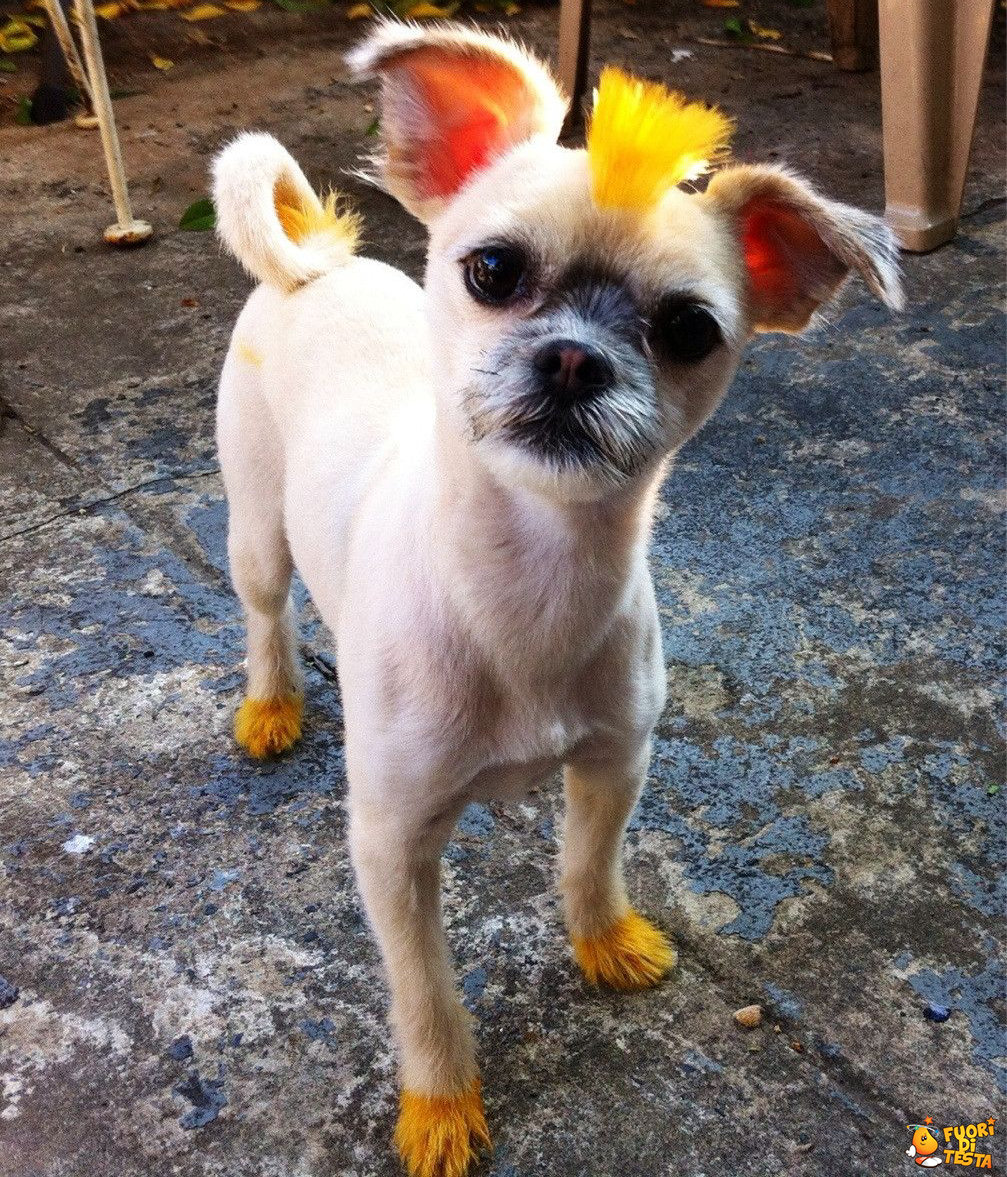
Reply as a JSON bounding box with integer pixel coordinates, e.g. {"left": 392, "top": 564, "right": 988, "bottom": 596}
{"left": 212, "top": 22, "right": 902, "bottom": 1158}
{"left": 213, "top": 132, "right": 356, "bottom": 292}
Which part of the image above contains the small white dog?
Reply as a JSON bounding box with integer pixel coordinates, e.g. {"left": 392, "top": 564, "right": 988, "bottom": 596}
{"left": 212, "top": 22, "right": 902, "bottom": 1177}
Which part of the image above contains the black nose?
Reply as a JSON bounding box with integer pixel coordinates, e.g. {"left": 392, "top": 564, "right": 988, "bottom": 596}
{"left": 533, "top": 339, "right": 614, "bottom": 397}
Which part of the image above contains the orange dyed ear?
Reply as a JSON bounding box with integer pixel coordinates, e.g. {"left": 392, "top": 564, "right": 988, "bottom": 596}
{"left": 348, "top": 23, "right": 567, "bottom": 222}
{"left": 706, "top": 164, "right": 904, "bottom": 333}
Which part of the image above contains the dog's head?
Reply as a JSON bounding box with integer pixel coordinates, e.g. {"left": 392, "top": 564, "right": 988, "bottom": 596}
{"left": 350, "top": 23, "right": 903, "bottom": 502}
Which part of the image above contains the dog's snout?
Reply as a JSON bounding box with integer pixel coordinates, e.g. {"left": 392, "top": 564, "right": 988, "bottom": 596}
{"left": 534, "top": 339, "right": 614, "bottom": 397}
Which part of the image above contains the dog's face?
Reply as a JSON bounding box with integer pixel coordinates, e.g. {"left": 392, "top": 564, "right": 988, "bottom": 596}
{"left": 350, "top": 24, "right": 902, "bottom": 502}
{"left": 425, "top": 142, "right": 746, "bottom": 498}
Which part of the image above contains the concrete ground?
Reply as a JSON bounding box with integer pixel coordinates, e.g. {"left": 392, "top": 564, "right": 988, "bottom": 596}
{"left": 0, "top": 3, "right": 1004, "bottom": 1175}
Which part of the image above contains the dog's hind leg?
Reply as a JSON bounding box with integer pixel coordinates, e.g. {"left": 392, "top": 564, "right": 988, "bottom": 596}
{"left": 561, "top": 743, "right": 675, "bottom": 990}
{"left": 218, "top": 346, "right": 304, "bottom": 758}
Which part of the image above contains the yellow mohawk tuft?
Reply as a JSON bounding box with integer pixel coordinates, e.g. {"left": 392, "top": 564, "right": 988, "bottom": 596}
{"left": 587, "top": 67, "right": 733, "bottom": 212}
{"left": 274, "top": 186, "right": 361, "bottom": 252}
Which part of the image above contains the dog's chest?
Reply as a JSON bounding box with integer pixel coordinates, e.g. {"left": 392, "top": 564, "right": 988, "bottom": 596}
{"left": 467, "top": 711, "right": 590, "bottom": 802}
{"left": 467, "top": 755, "right": 562, "bottom": 802}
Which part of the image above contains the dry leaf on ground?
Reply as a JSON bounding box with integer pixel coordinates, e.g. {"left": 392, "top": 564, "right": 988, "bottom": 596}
{"left": 181, "top": 3, "right": 227, "bottom": 18}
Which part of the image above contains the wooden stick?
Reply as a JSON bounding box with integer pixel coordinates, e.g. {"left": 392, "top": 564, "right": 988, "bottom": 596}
{"left": 694, "top": 36, "right": 834, "bottom": 63}
{"left": 72, "top": 0, "right": 152, "bottom": 244}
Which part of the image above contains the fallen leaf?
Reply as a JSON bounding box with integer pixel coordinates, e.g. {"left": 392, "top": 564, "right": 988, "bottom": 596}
{"left": 179, "top": 197, "right": 216, "bottom": 230}
{"left": 750, "top": 21, "right": 782, "bottom": 39}
{"left": 181, "top": 3, "right": 227, "bottom": 19}
{"left": 0, "top": 56, "right": 16, "bottom": 73}
{"left": 14, "top": 95, "right": 32, "bottom": 124}
{"left": 0, "top": 16, "right": 39, "bottom": 52}
{"left": 988, "top": 784, "right": 1001, "bottom": 796}
{"left": 723, "top": 15, "right": 752, "bottom": 39}
{"left": 151, "top": 53, "right": 174, "bottom": 69}
{"left": 224, "top": 0, "right": 261, "bottom": 10}
{"left": 270, "top": 0, "right": 327, "bottom": 11}
{"left": 180, "top": 296, "right": 199, "bottom": 307}
{"left": 702, "top": 0, "right": 740, "bottom": 6}
{"left": 20, "top": 14, "right": 47, "bottom": 27}
{"left": 94, "top": 0, "right": 131, "bottom": 16}
{"left": 345, "top": 2, "right": 372, "bottom": 15}
{"left": 501, "top": 1, "right": 520, "bottom": 12}
{"left": 402, "top": 1, "right": 458, "bottom": 17}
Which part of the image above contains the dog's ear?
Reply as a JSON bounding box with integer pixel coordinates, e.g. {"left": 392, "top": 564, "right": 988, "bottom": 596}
{"left": 348, "top": 21, "right": 567, "bottom": 222}
{"left": 704, "top": 164, "right": 904, "bottom": 333}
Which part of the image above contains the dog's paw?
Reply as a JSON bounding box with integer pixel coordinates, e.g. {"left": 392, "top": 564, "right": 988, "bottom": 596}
{"left": 572, "top": 909, "right": 675, "bottom": 991}
{"left": 233, "top": 694, "right": 303, "bottom": 758}
{"left": 395, "top": 1079, "right": 490, "bottom": 1177}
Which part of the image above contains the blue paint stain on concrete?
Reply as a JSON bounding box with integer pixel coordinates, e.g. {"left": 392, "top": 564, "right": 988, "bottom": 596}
{"left": 764, "top": 982, "right": 803, "bottom": 1020}
{"left": 905, "top": 949, "right": 1006, "bottom": 1093}
{"left": 173, "top": 1071, "right": 228, "bottom": 1129}
{"left": 208, "top": 868, "right": 240, "bottom": 892}
{"left": 1, "top": 506, "right": 242, "bottom": 714}
{"left": 682, "top": 1049, "right": 724, "bottom": 1075}
{"left": 300, "top": 1018, "right": 335, "bottom": 1041}
{"left": 458, "top": 804, "right": 495, "bottom": 837}
{"left": 0, "top": 976, "right": 19, "bottom": 1009}
{"left": 462, "top": 966, "right": 488, "bottom": 1009}
{"left": 168, "top": 1035, "right": 194, "bottom": 1061}
{"left": 632, "top": 737, "right": 832, "bottom": 940}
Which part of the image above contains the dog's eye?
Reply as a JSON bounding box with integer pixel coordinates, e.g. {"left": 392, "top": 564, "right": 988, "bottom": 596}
{"left": 463, "top": 245, "right": 527, "bottom": 305}
{"left": 652, "top": 298, "right": 722, "bottom": 363}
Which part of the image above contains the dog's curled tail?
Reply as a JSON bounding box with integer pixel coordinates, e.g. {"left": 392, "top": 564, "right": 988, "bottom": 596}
{"left": 212, "top": 132, "right": 361, "bottom": 293}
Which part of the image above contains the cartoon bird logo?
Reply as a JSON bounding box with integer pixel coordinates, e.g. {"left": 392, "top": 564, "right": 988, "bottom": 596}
{"left": 906, "top": 1119, "right": 943, "bottom": 1167}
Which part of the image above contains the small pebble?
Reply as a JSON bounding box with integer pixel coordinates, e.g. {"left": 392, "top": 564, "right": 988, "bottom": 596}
{"left": 733, "top": 1004, "right": 763, "bottom": 1029}
{"left": 62, "top": 834, "right": 96, "bottom": 855}
{"left": 924, "top": 1003, "right": 951, "bottom": 1023}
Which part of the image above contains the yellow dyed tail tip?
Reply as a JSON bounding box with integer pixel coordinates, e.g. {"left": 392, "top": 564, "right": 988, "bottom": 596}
{"left": 395, "top": 1079, "right": 490, "bottom": 1177}
{"left": 275, "top": 184, "right": 361, "bottom": 254}
{"left": 234, "top": 693, "right": 303, "bottom": 758}
{"left": 572, "top": 909, "right": 675, "bottom": 991}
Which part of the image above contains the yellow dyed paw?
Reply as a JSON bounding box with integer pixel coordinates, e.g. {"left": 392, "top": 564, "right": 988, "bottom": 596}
{"left": 233, "top": 694, "right": 303, "bottom": 758}
{"left": 395, "top": 1079, "right": 490, "bottom": 1177}
{"left": 572, "top": 909, "right": 675, "bottom": 991}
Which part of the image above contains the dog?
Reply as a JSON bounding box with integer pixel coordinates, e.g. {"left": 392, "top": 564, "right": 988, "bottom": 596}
{"left": 212, "top": 22, "right": 902, "bottom": 1177}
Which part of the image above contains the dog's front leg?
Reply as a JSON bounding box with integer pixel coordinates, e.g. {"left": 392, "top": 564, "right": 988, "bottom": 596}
{"left": 350, "top": 801, "right": 489, "bottom": 1177}
{"left": 561, "top": 744, "right": 675, "bottom": 990}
